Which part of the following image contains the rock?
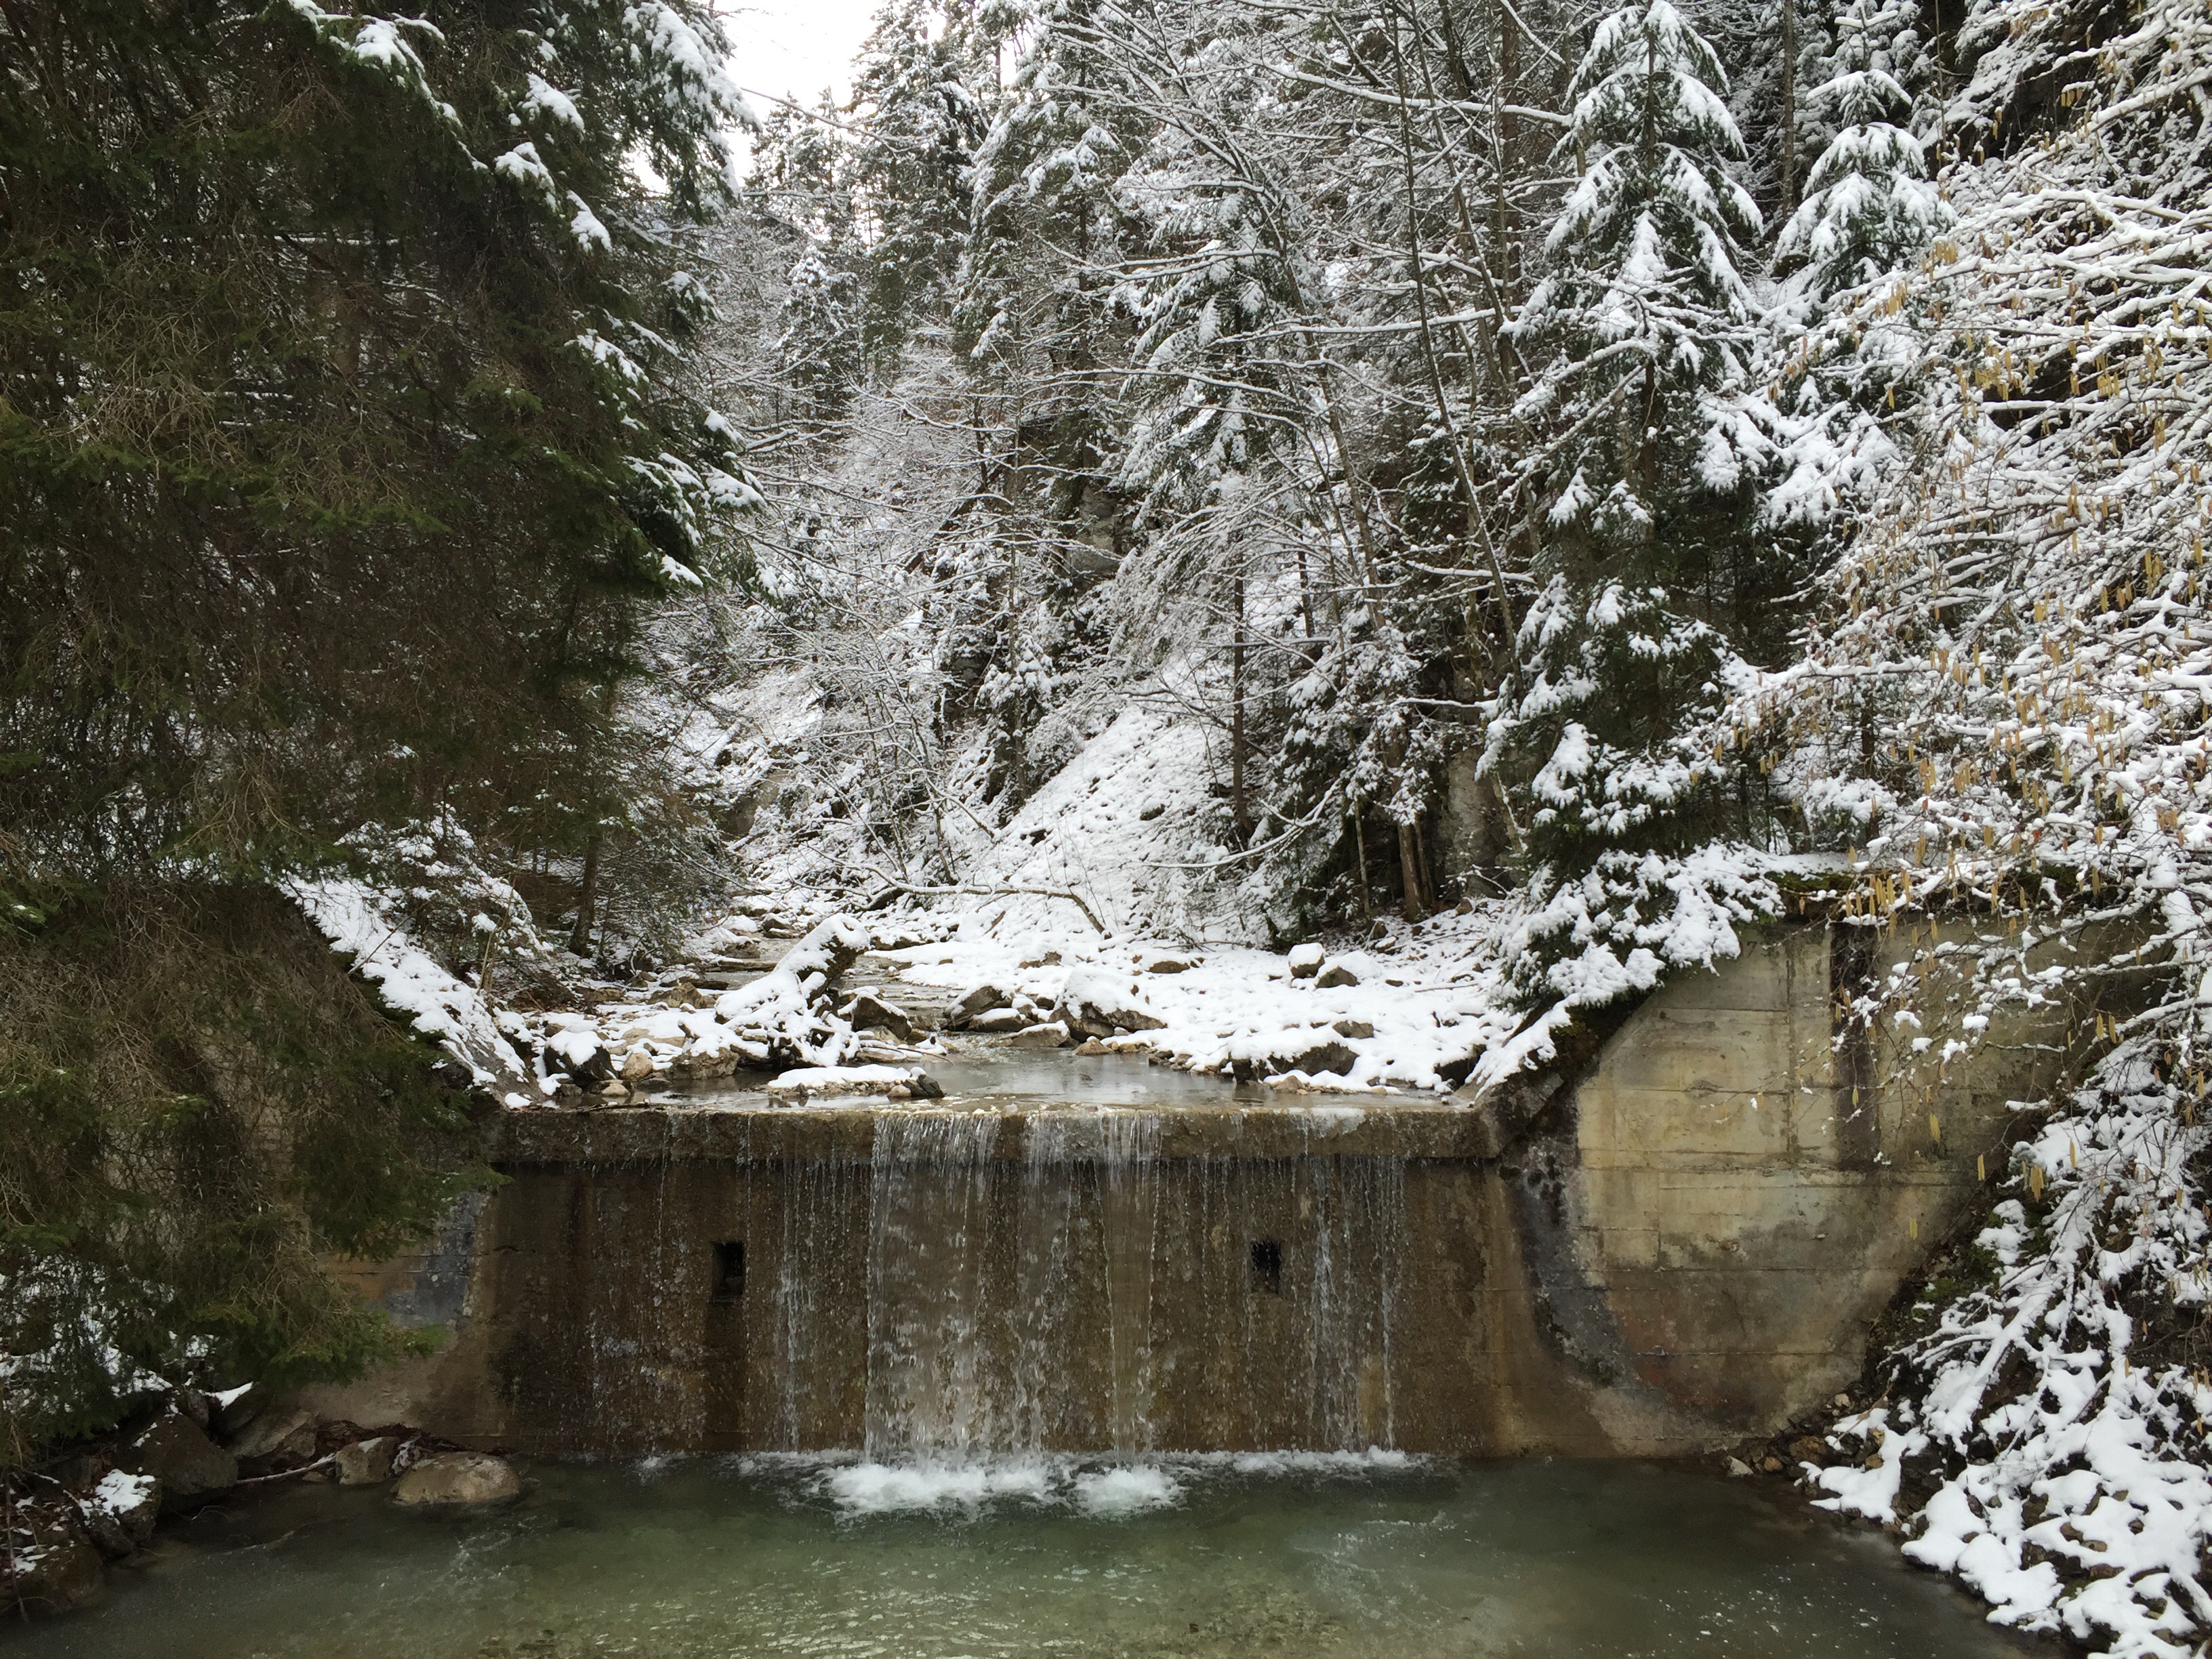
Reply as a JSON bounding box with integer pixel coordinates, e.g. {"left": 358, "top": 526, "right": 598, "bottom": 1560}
{"left": 1058, "top": 966, "right": 1166, "bottom": 1037}
{"left": 1315, "top": 960, "right": 1361, "bottom": 989}
{"left": 81, "top": 1471, "right": 161, "bottom": 1556}
{"left": 231, "top": 1406, "right": 314, "bottom": 1462}
{"left": 1273, "top": 1040, "right": 1357, "bottom": 1078}
{"left": 208, "top": 1381, "right": 262, "bottom": 1440}
{"left": 1019, "top": 951, "right": 1063, "bottom": 968}
{"left": 1009, "top": 1021, "right": 1072, "bottom": 1048}
{"left": 1454, "top": 897, "right": 1474, "bottom": 916}
{"left": 1075, "top": 1038, "right": 1110, "bottom": 1055}
{"left": 1788, "top": 1436, "right": 1828, "bottom": 1465}
{"left": 619, "top": 1047, "right": 656, "bottom": 1083}
{"left": 335, "top": 1437, "right": 398, "bottom": 1487}
{"left": 173, "top": 1387, "right": 211, "bottom": 1429}
{"left": 1287, "top": 943, "right": 1325, "bottom": 979}
{"left": 966, "top": 1006, "right": 1027, "bottom": 1033}
{"left": 1761, "top": 1455, "right": 1784, "bottom": 1474}
{"left": 951, "top": 984, "right": 1008, "bottom": 1027}
{"left": 842, "top": 991, "right": 916, "bottom": 1043}
{"left": 597, "top": 1080, "right": 630, "bottom": 1103}
{"left": 1832, "top": 1393, "right": 1853, "bottom": 1410}
{"left": 127, "top": 1411, "right": 237, "bottom": 1510}
{"left": 392, "top": 1451, "right": 523, "bottom": 1508}
{"left": 1145, "top": 954, "right": 1193, "bottom": 974}
{"left": 9, "top": 1532, "right": 104, "bottom": 1612}
{"left": 1331, "top": 1018, "right": 1374, "bottom": 1040}
{"left": 546, "top": 1029, "right": 613, "bottom": 1084}
{"left": 1725, "top": 1456, "right": 1754, "bottom": 1478}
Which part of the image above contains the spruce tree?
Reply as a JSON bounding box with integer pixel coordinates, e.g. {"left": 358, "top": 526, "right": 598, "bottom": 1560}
{"left": 0, "top": 0, "right": 757, "bottom": 876}
{"left": 1776, "top": 0, "right": 1952, "bottom": 298}
{"left": 1492, "top": 0, "right": 1779, "bottom": 998}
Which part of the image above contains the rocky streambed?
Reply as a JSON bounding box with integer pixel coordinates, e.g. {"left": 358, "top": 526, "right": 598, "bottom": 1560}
{"left": 3, "top": 1387, "right": 524, "bottom": 1616}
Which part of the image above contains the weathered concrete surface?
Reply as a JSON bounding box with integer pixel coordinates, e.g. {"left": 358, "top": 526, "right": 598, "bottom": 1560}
{"left": 308, "top": 922, "right": 2097, "bottom": 1457}
{"left": 1509, "top": 922, "right": 2097, "bottom": 1450}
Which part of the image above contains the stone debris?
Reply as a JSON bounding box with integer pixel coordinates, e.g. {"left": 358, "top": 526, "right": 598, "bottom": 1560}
{"left": 335, "top": 1436, "right": 399, "bottom": 1486}
{"left": 840, "top": 989, "right": 916, "bottom": 1043}
{"left": 391, "top": 1450, "right": 523, "bottom": 1508}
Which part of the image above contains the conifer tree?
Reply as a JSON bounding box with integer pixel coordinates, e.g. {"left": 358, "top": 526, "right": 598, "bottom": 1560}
{"left": 847, "top": 0, "right": 1011, "bottom": 367}
{"left": 1776, "top": 0, "right": 1952, "bottom": 298}
{"left": 779, "top": 243, "right": 868, "bottom": 421}
{"left": 0, "top": 0, "right": 757, "bottom": 876}
{"left": 1509, "top": 0, "right": 1763, "bottom": 546}
{"left": 1491, "top": 0, "right": 1779, "bottom": 991}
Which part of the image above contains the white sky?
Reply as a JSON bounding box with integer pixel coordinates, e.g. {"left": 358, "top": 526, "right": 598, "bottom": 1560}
{"left": 723, "top": 0, "right": 880, "bottom": 113}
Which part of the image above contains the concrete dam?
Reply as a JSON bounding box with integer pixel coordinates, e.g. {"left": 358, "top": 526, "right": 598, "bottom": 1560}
{"left": 321, "top": 922, "right": 2080, "bottom": 1458}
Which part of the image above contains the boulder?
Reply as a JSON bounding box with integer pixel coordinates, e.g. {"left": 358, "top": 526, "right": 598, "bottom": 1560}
{"left": 1315, "top": 960, "right": 1362, "bottom": 989}
{"left": 966, "top": 1006, "right": 1027, "bottom": 1033}
{"left": 1274, "top": 1040, "right": 1357, "bottom": 1078}
{"left": 208, "top": 1382, "right": 262, "bottom": 1440}
{"left": 1144, "top": 954, "right": 1194, "bottom": 975}
{"left": 951, "top": 984, "right": 1008, "bottom": 1027}
{"left": 619, "top": 1046, "right": 656, "bottom": 1083}
{"left": 335, "top": 1437, "right": 398, "bottom": 1487}
{"left": 1331, "top": 1018, "right": 1375, "bottom": 1040}
{"left": 9, "top": 1532, "right": 104, "bottom": 1612}
{"left": 841, "top": 991, "right": 916, "bottom": 1043}
{"left": 1058, "top": 967, "right": 1166, "bottom": 1037}
{"left": 1074, "top": 1037, "right": 1110, "bottom": 1055}
{"left": 392, "top": 1451, "right": 523, "bottom": 1508}
{"left": 127, "top": 1412, "right": 237, "bottom": 1511}
{"left": 81, "top": 1471, "right": 161, "bottom": 1557}
{"left": 1009, "top": 1021, "right": 1072, "bottom": 1048}
{"left": 230, "top": 1406, "right": 314, "bottom": 1462}
{"left": 1287, "top": 943, "right": 1325, "bottom": 979}
{"left": 546, "top": 1029, "right": 613, "bottom": 1084}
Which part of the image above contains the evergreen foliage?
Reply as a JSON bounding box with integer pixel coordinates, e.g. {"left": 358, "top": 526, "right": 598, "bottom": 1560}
{"left": 0, "top": 0, "right": 755, "bottom": 879}
{"left": 1775, "top": 0, "right": 1952, "bottom": 298}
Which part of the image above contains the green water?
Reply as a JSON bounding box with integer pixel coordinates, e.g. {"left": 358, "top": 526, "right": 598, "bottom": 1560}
{"left": 16, "top": 1456, "right": 2030, "bottom": 1658}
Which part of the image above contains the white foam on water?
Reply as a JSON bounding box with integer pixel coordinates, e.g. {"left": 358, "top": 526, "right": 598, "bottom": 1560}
{"left": 1225, "top": 1448, "right": 1413, "bottom": 1477}
{"left": 1072, "top": 1465, "right": 1182, "bottom": 1516}
{"left": 823, "top": 1458, "right": 1057, "bottom": 1513}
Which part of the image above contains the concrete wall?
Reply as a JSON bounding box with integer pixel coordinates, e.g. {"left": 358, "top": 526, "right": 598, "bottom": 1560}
{"left": 1508, "top": 922, "right": 2091, "bottom": 1450}
{"left": 308, "top": 922, "right": 2095, "bottom": 1457}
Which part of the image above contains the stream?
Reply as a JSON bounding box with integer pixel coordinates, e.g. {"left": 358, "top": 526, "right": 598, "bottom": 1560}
{"left": 17, "top": 1455, "right": 2034, "bottom": 1658}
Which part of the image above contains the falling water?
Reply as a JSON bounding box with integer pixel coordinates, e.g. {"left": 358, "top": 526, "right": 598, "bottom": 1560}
{"left": 863, "top": 1110, "right": 1002, "bottom": 1459}
{"left": 485, "top": 1101, "right": 1422, "bottom": 1456}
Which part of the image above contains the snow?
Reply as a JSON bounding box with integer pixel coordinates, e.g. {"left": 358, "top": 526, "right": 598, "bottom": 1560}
{"left": 289, "top": 876, "right": 530, "bottom": 1091}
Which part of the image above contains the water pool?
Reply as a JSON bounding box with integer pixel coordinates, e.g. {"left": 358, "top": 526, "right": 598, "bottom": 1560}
{"left": 20, "top": 1456, "right": 2032, "bottom": 1659}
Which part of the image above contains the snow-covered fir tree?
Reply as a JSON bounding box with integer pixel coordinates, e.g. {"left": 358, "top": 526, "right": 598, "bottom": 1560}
{"left": 1775, "top": 0, "right": 1953, "bottom": 298}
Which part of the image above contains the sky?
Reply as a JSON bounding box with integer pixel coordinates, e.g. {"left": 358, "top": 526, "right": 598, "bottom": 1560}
{"left": 723, "top": 0, "right": 881, "bottom": 114}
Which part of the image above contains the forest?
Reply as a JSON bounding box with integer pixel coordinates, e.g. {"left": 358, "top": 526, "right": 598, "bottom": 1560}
{"left": 4, "top": 0, "right": 2212, "bottom": 1652}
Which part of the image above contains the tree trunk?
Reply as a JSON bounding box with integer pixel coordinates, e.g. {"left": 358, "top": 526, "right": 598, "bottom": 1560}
{"left": 1230, "top": 573, "right": 1250, "bottom": 841}
{"left": 1397, "top": 819, "right": 1427, "bottom": 920}
{"left": 1779, "top": 0, "right": 1799, "bottom": 213}
{"left": 569, "top": 832, "right": 602, "bottom": 960}
{"left": 1353, "top": 811, "right": 1374, "bottom": 920}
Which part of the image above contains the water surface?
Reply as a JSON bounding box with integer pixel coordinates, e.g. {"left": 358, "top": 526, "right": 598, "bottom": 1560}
{"left": 20, "top": 1456, "right": 2030, "bottom": 1658}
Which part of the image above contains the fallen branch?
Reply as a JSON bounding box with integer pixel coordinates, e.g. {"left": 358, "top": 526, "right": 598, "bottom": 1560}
{"left": 861, "top": 872, "right": 1109, "bottom": 935}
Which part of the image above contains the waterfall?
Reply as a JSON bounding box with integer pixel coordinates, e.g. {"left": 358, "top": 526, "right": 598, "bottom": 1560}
{"left": 862, "top": 1110, "right": 1002, "bottom": 1459}
{"left": 492, "top": 1103, "right": 1426, "bottom": 1458}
